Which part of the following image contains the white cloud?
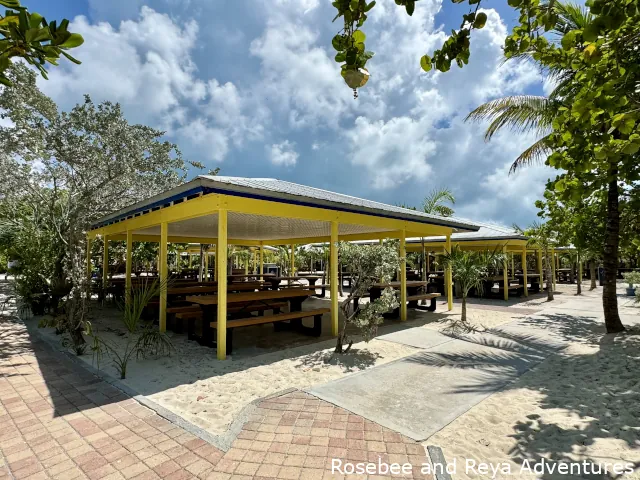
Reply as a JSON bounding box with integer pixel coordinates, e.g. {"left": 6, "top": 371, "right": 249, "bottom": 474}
{"left": 345, "top": 116, "right": 434, "bottom": 189}
{"left": 36, "top": 1, "right": 548, "bottom": 226}
{"left": 269, "top": 141, "right": 299, "bottom": 166}
{"left": 40, "top": 7, "right": 206, "bottom": 121}
{"left": 176, "top": 119, "right": 229, "bottom": 163}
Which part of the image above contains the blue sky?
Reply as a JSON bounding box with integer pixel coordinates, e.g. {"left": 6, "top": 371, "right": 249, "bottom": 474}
{"left": 30, "top": 0, "right": 552, "bottom": 227}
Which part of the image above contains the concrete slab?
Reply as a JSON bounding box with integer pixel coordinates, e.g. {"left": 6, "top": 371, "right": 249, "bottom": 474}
{"left": 376, "top": 327, "right": 454, "bottom": 350}
{"left": 308, "top": 327, "right": 558, "bottom": 441}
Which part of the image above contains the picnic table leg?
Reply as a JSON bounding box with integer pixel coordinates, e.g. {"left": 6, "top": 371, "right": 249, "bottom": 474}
{"left": 407, "top": 286, "right": 420, "bottom": 308}
{"left": 427, "top": 297, "right": 437, "bottom": 312}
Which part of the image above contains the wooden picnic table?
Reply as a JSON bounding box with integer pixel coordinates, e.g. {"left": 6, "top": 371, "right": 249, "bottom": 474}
{"left": 514, "top": 273, "right": 541, "bottom": 292}
{"left": 185, "top": 288, "right": 321, "bottom": 351}
{"left": 369, "top": 281, "right": 432, "bottom": 317}
{"left": 371, "top": 281, "right": 429, "bottom": 288}
{"left": 266, "top": 275, "right": 322, "bottom": 290}
{"left": 227, "top": 274, "right": 274, "bottom": 282}
{"left": 168, "top": 283, "right": 262, "bottom": 296}
{"left": 186, "top": 288, "right": 314, "bottom": 310}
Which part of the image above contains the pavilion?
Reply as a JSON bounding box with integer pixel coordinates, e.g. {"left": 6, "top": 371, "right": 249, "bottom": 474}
{"left": 405, "top": 223, "right": 551, "bottom": 300}
{"left": 87, "top": 176, "right": 479, "bottom": 359}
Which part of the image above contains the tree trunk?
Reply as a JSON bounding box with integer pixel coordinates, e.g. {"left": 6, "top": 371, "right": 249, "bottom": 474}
{"left": 461, "top": 294, "right": 467, "bottom": 324}
{"left": 338, "top": 260, "right": 344, "bottom": 296}
{"left": 602, "top": 171, "right": 625, "bottom": 333}
{"left": 545, "top": 249, "right": 554, "bottom": 301}
{"left": 590, "top": 261, "right": 597, "bottom": 290}
{"left": 576, "top": 254, "right": 581, "bottom": 296}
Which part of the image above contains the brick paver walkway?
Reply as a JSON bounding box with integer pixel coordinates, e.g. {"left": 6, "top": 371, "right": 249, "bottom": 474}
{"left": 0, "top": 320, "right": 432, "bottom": 479}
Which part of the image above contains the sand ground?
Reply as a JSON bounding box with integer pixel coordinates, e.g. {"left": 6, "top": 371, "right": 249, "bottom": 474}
{"left": 16, "top": 280, "right": 640, "bottom": 479}
{"left": 427, "top": 285, "right": 640, "bottom": 479}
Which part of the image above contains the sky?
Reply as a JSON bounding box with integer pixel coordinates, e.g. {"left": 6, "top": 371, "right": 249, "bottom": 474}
{"left": 29, "top": 0, "right": 556, "bottom": 227}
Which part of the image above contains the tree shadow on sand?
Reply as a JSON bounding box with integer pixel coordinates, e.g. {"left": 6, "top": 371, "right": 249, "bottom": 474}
{"left": 407, "top": 313, "right": 640, "bottom": 479}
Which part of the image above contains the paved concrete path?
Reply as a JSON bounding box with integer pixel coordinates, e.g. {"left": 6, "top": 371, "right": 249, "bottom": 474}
{"left": 0, "top": 319, "right": 433, "bottom": 479}
{"left": 309, "top": 322, "right": 564, "bottom": 441}
{"left": 310, "top": 286, "right": 640, "bottom": 442}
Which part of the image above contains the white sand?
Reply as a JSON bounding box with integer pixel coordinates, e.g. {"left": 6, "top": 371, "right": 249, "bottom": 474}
{"left": 427, "top": 286, "right": 640, "bottom": 480}
{"left": 32, "top": 302, "right": 418, "bottom": 435}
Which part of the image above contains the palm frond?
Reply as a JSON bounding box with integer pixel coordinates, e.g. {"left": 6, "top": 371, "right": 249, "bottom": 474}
{"left": 466, "top": 96, "right": 556, "bottom": 141}
{"left": 422, "top": 187, "right": 455, "bottom": 217}
{"left": 510, "top": 135, "right": 553, "bottom": 174}
{"left": 552, "top": 1, "right": 594, "bottom": 35}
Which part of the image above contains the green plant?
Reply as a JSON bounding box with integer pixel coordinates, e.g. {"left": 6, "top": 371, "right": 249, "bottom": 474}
{"left": 0, "top": 0, "right": 84, "bottom": 86}
{"left": 335, "top": 241, "right": 400, "bottom": 353}
{"left": 422, "top": 187, "right": 456, "bottom": 217}
{"left": 88, "top": 278, "right": 174, "bottom": 379}
{"left": 440, "top": 246, "right": 505, "bottom": 330}
{"left": 623, "top": 271, "right": 640, "bottom": 287}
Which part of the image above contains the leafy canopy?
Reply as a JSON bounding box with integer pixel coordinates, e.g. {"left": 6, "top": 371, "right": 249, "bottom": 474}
{"left": 0, "top": 0, "right": 84, "bottom": 85}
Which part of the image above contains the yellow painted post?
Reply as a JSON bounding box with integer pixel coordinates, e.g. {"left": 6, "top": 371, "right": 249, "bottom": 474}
{"left": 259, "top": 243, "right": 264, "bottom": 275}
{"left": 252, "top": 249, "right": 257, "bottom": 274}
{"left": 511, "top": 253, "right": 515, "bottom": 277}
{"left": 522, "top": 246, "right": 528, "bottom": 297}
{"left": 125, "top": 230, "right": 133, "bottom": 304}
{"left": 244, "top": 253, "right": 249, "bottom": 275}
{"left": 159, "top": 223, "right": 168, "bottom": 332}
{"left": 330, "top": 222, "right": 339, "bottom": 336}
{"left": 400, "top": 230, "right": 407, "bottom": 321}
{"left": 189, "top": 253, "right": 193, "bottom": 268}
{"left": 217, "top": 209, "right": 228, "bottom": 360}
{"left": 102, "top": 235, "right": 109, "bottom": 289}
{"left": 503, "top": 245, "right": 509, "bottom": 301}
{"left": 86, "top": 237, "right": 93, "bottom": 300}
{"left": 537, "top": 249, "right": 543, "bottom": 284}
{"left": 214, "top": 242, "right": 218, "bottom": 282}
{"left": 445, "top": 235, "right": 453, "bottom": 311}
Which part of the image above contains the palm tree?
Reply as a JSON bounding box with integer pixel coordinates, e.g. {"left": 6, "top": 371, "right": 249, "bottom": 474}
{"left": 440, "top": 246, "right": 504, "bottom": 329}
{"left": 465, "top": 2, "right": 593, "bottom": 174}
{"left": 464, "top": 3, "right": 633, "bottom": 332}
{"left": 422, "top": 187, "right": 455, "bottom": 217}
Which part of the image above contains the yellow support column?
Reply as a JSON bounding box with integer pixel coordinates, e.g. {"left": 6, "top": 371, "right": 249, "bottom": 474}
{"left": 330, "top": 222, "right": 339, "bottom": 336}
{"left": 259, "top": 243, "right": 264, "bottom": 275}
{"left": 102, "top": 235, "right": 109, "bottom": 289}
{"left": 125, "top": 230, "right": 133, "bottom": 304}
{"left": 252, "top": 249, "right": 257, "bottom": 274}
{"left": 86, "top": 237, "right": 93, "bottom": 300}
{"left": 244, "top": 253, "right": 249, "bottom": 275}
{"left": 400, "top": 230, "right": 407, "bottom": 321}
{"left": 217, "top": 209, "right": 228, "bottom": 360}
{"left": 159, "top": 223, "right": 168, "bottom": 332}
{"left": 189, "top": 253, "right": 193, "bottom": 269}
{"left": 503, "top": 245, "right": 509, "bottom": 301}
{"left": 290, "top": 244, "right": 295, "bottom": 275}
{"left": 511, "top": 253, "right": 515, "bottom": 277}
{"left": 214, "top": 242, "right": 218, "bottom": 281}
{"left": 537, "top": 249, "right": 543, "bottom": 284}
{"left": 445, "top": 235, "right": 453, "bottom": 311}
{"left": 522, "top": 246, "right": 528, "bottom": 297}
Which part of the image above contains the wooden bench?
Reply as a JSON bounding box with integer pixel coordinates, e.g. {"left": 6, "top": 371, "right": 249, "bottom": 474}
{"left": 496, "top": 285, "right": 525, "bottom": 297}
{"left": 352, "top": 293, "right": 371, "bottom": 311}
{"left": 182, "top": 302, "right": 289, "bottom": 345}
{"left": 314, "top": 284, "right": 330, "bottom": 298}
{"left": 407, "top": 292, "right": 441, "bottom": 312}
{"left": 207, "top": 308, "right": 330, "bottom": 354}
